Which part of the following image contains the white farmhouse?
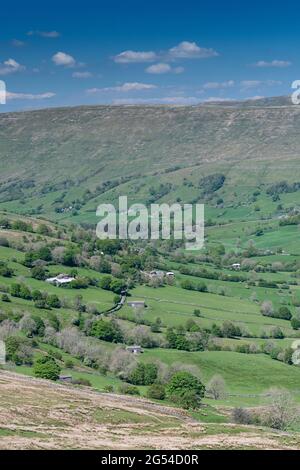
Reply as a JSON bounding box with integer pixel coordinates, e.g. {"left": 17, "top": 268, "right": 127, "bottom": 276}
{"left": 46, "top": 274, "right": 75, "bottom": 286}
{"left": 231, "top": 263, "right": 241, "bottom": 270}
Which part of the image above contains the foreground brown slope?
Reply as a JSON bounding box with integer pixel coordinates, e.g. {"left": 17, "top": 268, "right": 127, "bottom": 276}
{"left": 0, "top": 371, "right": 299, "bottom": 450}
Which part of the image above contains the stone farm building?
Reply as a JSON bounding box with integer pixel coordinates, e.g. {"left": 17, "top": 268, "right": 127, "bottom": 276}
{"left": 126, "top": 345, "right": 143, "bottom": 354}
{"left": 141, "top": 270, "right": 175, "bottom": 281}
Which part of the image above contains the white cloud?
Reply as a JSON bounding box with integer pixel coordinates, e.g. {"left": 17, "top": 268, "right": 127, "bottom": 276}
{"left": 146, "top": 63, "right": 171, "bottom": 74}
{"left": 113, "top": 42, "right": 218, "bottom": 66}
{"left": 72, "top": 71, "right": 93, "bottom": 78}
{"left": 6, "top": 91, "right": 55, "bottom": 101}
{"left": 241, "top": 80, "right": 282, "bottom": 89}
{"left": 0, "top": 59, "right": 25, "bottom": 76}
{"left": 87, "top": 82, "right": 157, "bottom": 93}
{"left": 146, "top": 63, "right": 184, "bottom": 74}
{"left": 113, "top": 50, "right": 157, "bottom": 63}
{"left": 203, "top": 80, "right": 235, "bottom": 89}
{"left": 52, "top": 52, "right": 76, "bottom": 67}
{"left": 253, "top": 60, "right": 291, "bottom": 68}
{"left": 27, "top": 30, "right": 60, "bottom": 38}
{"left": 112, "top": 96, "right": 200, "bottom": 105}
{"left": 168, "top": 41, "right": 218, "bottom": 59}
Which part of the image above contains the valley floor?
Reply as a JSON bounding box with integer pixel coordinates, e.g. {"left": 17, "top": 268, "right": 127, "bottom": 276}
{"left": 0, "top": 370, "right": 299, "bottom": 450}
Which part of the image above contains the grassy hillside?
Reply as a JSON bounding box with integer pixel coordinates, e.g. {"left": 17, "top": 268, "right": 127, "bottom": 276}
{"left": 0, "top": 100, "right": 300, "bottom": 223}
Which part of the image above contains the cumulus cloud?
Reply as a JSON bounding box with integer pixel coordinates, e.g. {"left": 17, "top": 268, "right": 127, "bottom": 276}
{"left": 168, "top": 41, "right": 218, "bottom": 59}
{"left": 52, "top": 52, "right": 76, "bottom": 67}
{"left": 0, "top": 59, "right": 25, "bottom": 76}
{"left": 253, "top": 60, "right": 291, "bottom": 68}
{"left": 146, "top": 63, "right": 184, "bottom": 74}
{"left": 6, "top": 91, "right": 55, "bottom": 101}
{"left": 146, "top": 63, "right": 171, "bottom": 74}
{"left": 72, "top": 71, "right": 93, "bottom": 78}
{"left": 27, "top": 30, "right": 60, "bottom": 38}
{"left": 113, "top": 41, "right": 218, "bottom": 67}
{"left": 113, "top": 50, "right": 157, "bottom": 63}
{"left": 203, "top": 80, "right": 235, "bottom": 89}
{"left": 87, "top": 82, "right": 157, "bottom": 93}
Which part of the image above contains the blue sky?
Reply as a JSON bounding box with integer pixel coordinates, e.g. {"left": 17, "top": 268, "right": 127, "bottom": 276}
{"left": 0, "top": 0, "right": 299, "bottom": 111}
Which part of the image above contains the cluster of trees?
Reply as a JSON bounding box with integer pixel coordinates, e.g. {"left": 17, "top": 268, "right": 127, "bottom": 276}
{"left": 147, "top": 183, "right": 173, "bottom": 204}
{"left": 199, "top": 174, "right": 226, "bottom": 196}
{"left": 261, "top": 301, "right": 292, "bottom": 321}
{"left": 45, "top": 327, "right": 109, "bottom": 371}
{"left": 99, "top": 275, "right": 126, "bottom": 294}
{"left": 24, "top": 246, "right": 52, "bottom": 267}
{"left": 165, "top": 323, "right": 209, "bottom": 352}
{"left": 162, "top": 319, "right": 272, "bottom": 353}
{"left": 10, "top": 283, "right": 62, "bottom": 310}
{"left": 267, "top": 180, "right": 300, "bottom": 197}
{"left": 211, "top": 321, "right": 244, "bottom": 339}
{"left": 0, "top": 262, "right": 14, "bottom": 278}
{"left": 69, "top": 277, "right": 91, "bottom": 289}
{"left": 122, "top": 371, "right": 206, "bottom": 410}
{"left": 209, "top": 336, "right": 293, "bottom": 365}
{"left": 0, "top": 218, "right": 33, "bottom": 232}
{"left": 180, "top": 279, "right": 207, "bottom": 292}
{"left": 110, "top": 355, "right": 206, "bottom": 409}
{"left": 89, "top": 318, "right": 159, "bottom": 348}
{"left": 165, "top": 371, "right": 205, "bottom": 409}
{"left": 258, "top": 280, "right": 278, "bottom": 289}
{"left": 19, "top": 313, "right": 47, "bottom": 336}
{"left": 5, "top": 335, "right": 34, "bottom": 365}
{"left": 279, "top": 214, "right": 300, "bottom": 226}
{"left": 128, "top": 362, "right": 158, "bottom": 386}
{"left": 261, "top": 341, "right": 293, "bottom": 364}
{"left": 233, "top": 388, "right": 299, "bottom": 431}
{"left": 179, "top": 266, "right": 246, "bottom": 283}
{"left": 33, "top": 356, "right": 61, "bottom": 381}
{"left": 91, "top": 318, "right": 123, "bottom": 343}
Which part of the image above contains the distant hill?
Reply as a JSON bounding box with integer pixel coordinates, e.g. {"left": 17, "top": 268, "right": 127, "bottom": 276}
{"left": 0, "top": 96, "right": 299, "bottom": 222}
{"left": 203, "top": 95, "right": 293, "bottom": 107}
